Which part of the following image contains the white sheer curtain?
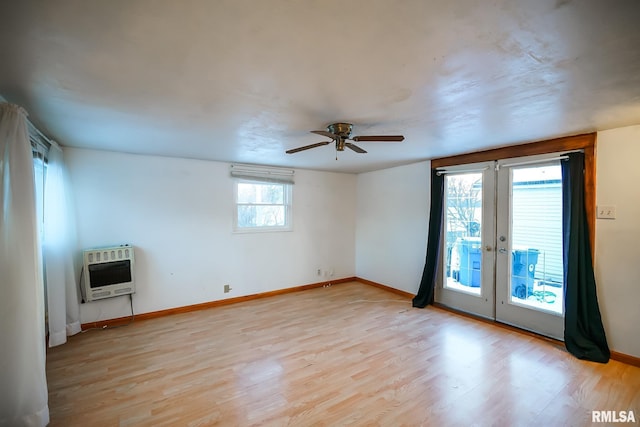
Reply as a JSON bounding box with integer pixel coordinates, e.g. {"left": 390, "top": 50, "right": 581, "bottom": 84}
{"left": 45, "top": 143, "right": 81, "bottom": 347}
{"left": 0, "top": 103, "right": 50, "bottom": 426}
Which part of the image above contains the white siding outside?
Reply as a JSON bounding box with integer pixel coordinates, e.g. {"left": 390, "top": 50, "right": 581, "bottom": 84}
{"left": 511, "top": 180, "right": 563, "bottom": 284}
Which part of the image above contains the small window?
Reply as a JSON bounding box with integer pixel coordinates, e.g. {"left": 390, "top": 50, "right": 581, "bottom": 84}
{"left": 234, "top": 179, "right": 292, "bottom": 232}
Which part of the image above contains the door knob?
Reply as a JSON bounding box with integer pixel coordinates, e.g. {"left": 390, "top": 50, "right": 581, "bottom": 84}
{"left": 498, "top": 247, "right": 507, "bottom": 253}
{"left": 485, "top": 246, "right": 493, "bottom": 252}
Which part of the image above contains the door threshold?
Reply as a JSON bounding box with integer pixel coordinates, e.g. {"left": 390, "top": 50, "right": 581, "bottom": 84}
{"left": 432, "top": 301, "right": 565, "bottom": 347}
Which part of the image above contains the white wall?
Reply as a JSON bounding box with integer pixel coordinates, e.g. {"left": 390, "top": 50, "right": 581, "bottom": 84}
{"left": 595, "top": 125, "right": 640, "bottom": 358}
{"left": 355, "top": 161, "right": 430, "bottom": 294}
{"left": 66, "top": 148, "right": 356, "bottom": 324}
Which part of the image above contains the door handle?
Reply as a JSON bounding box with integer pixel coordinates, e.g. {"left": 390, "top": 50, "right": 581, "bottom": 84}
{"left": 498, "top": 247, "right": 507, "bottom": 254}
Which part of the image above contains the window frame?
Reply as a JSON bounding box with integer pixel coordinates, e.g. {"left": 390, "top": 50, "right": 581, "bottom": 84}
{"left": 232, "top": 178, "right": 293, "bottom": 233}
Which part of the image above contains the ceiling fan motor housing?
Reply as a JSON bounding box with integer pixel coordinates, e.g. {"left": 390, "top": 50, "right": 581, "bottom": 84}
{"left": 327, "top": 122, "right": 353, "bottom": 139}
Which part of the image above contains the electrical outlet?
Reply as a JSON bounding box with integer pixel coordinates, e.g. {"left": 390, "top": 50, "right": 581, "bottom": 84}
{"left": 597, "top": 205, "right": 616, "bottom": 219}
{"left": 224, "top": 284, "right": 231, "bottom": 293}
{"left": 317, "top": 269, "right": 322, "bottom": 276}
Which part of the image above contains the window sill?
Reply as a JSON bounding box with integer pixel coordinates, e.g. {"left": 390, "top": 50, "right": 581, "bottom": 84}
{"left": 232, "top": 227, "right": 293, "bottom": 234}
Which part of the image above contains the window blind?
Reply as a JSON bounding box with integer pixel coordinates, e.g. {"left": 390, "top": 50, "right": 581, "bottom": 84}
{"left": 230, "top": 164, "right": 295, "bottom": 184}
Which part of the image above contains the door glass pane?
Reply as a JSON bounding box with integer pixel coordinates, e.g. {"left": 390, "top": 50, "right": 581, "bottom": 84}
{"left": 509, "top": 164, "right": 564, "bottom": 314}
{"left": 444, "top": 173, "right": 483, "bottom": 295}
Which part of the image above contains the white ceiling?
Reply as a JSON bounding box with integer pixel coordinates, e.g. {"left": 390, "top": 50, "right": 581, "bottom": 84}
{"left": 1, "top": 0, "right": 640, "bottom": 173}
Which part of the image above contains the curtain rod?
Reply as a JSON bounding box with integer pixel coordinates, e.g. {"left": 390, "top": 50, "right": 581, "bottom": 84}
{"left": 497, "top": 150, "right": 582, "bottom": 169}
{"left": 436, "top": 166, "right": 489, "bottom": 176}
{"left": 498, "top": 156, "right": 567, "bottom": 169}
{"left": 436, "top": 150, "right": 583, "bottom": 174}
{"left": 1, "top": 95, "right": 57, "bottom": 151}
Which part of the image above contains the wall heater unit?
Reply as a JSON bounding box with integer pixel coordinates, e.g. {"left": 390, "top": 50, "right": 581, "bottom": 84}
{"left": 82, "top": 245, "right": 135, "bottom": 302}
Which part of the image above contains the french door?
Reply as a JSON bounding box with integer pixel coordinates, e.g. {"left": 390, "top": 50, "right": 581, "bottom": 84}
{"left": 437, "top": 162, "right": 495, "bottom": 320}
{"left": 436, "top": 154, "right": 565, "bottom": 340}
{"left": 494, "top": 155, "right": 564, "bottom": 339}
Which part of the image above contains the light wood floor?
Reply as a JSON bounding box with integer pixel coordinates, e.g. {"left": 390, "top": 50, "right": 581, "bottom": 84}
{"left": 46, "top": 282, "right": 640, "bottom": 426}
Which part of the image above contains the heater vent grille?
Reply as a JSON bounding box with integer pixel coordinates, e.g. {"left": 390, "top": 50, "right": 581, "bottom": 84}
{"left": 82, "top": 245, "right": 135, "bottom": 302}
{"left": 87, "top": 247, "right": 132, "bottom": 264}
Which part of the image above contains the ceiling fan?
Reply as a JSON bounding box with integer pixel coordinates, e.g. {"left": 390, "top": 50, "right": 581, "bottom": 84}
{"left": 286, "top": 122, "right": 404, "bottom": 155}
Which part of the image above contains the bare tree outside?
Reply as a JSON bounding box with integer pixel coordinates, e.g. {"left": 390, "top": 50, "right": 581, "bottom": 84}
{"left": 444, "top": 173, "right": 483, "bottom": 292}
{"left": 237, "top": 182, "right": 288, "bottom": 228}
{"left": 446, "top": 175, "right": 482, "bottom": 237}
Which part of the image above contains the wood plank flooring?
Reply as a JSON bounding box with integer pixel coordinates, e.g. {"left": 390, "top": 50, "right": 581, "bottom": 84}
{"left": 46, "top": 282, "right": 640, "bottom": 426}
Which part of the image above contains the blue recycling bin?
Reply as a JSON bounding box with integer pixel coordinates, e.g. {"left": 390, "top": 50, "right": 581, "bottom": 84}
{"left": 456, "top": 237, "right": 482, "bottom": 287}
{"left": 511, "top": 248, "right": 539, "bottom": 299}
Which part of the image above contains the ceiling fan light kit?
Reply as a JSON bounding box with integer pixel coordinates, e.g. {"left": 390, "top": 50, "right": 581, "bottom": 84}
{"left": 286, "top": 122, "right": 404, "bottom": 156}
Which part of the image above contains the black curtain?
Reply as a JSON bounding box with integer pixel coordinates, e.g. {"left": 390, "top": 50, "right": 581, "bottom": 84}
{"left": 562, "top": 152, "right": 610, "bottom": 363}
{"left": 413, "top": 169, "right": 445, "bottom": 308}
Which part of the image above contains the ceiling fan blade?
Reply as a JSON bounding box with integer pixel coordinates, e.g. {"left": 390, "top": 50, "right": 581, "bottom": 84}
{"left": 352, "top": 135, "right": 405, "bottom": 142}
{"left": 345, "top": 142, "right": 367, "bottom": 153}
{"left": 310, "top": 130, "right": 337, "bottom": 139}
{"left": 286, "top": 141, "right": 331, "bottom": 154}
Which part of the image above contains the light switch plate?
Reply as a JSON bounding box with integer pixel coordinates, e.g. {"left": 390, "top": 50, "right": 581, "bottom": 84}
{"left": 597, "top": 205, "right": 616, "bottom": 219}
